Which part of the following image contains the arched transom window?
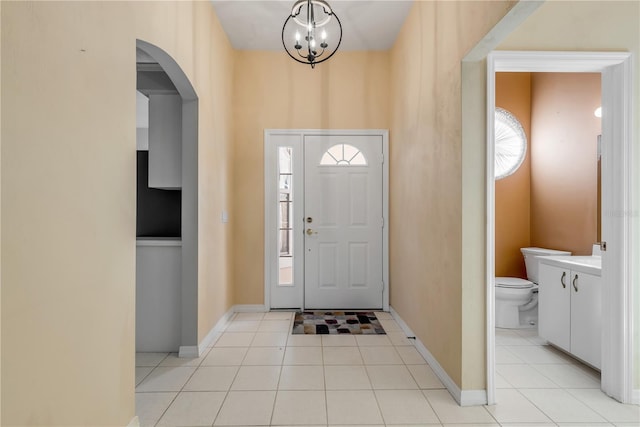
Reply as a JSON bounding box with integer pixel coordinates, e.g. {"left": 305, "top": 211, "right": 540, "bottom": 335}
{"left": 320, "top": 144, "right": 368, "bottom": 166}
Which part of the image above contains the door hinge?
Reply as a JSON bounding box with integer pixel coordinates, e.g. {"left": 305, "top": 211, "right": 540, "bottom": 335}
{"left": 379, "top": 153, "right": 384, "bottom": 164}
{"left": 381, "top": 217, "right": 384, "bottom": 228}
{"left": 382, "top": 281, "right": 385, "bottom": 292}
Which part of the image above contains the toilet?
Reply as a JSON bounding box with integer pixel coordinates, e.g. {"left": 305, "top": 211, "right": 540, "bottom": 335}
{"left": 495, "top": 247, "right": 571, "bottom": 329}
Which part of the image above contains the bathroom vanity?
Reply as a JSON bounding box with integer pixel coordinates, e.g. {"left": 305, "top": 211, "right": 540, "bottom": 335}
{"left": 538, "top": 256, "right": 601, "bottom": 369}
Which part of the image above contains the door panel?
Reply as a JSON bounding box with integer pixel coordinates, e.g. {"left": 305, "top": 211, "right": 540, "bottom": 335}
{"left": 304, "top": 135, "right": 383, "bottom": 309}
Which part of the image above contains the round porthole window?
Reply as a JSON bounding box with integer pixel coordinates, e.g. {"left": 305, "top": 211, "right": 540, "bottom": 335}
{"left": 495, "top": 108, "right": 527, "bottom": 180}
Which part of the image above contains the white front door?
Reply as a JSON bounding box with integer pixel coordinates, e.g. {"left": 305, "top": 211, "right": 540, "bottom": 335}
{"left": 303, "top": 135, "right": 384, "bottom": 309}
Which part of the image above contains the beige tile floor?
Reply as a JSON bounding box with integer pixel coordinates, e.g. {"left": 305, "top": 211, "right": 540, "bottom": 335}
{"left": 136, "top": 312, "right": 639, "bottom": 427}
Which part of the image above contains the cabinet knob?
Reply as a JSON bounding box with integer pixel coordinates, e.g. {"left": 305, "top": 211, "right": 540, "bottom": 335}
{"left": 560, "top": 271, "right": 567, "bottom": 289}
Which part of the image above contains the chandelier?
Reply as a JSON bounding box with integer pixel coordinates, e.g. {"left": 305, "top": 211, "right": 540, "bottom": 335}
{"left": 282, "top": 0, "right": 342, "bottom": 68}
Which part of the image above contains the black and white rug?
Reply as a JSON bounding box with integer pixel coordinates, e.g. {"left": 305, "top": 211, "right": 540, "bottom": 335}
{"left": 292, "top": 311, "right": 386, "bottom": 335}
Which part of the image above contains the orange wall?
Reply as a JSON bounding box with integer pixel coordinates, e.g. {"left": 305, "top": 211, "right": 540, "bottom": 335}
{"left": 495, "top": 72, "right": 601, "bottom": 278}
{"left": 530, "top": 73, "right": 601, "bottom": 255}
{"left": 495, "top": 73, "right": 531, "bottom": 278}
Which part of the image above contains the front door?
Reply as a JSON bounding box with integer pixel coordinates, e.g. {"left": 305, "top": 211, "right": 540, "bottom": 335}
{"left": 303, "top": 135, "right": 384, "bottom": 309}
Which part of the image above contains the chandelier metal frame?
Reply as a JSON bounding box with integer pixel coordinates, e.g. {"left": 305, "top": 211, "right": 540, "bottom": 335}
{"left": 281, "top": 0, "right": 342, "bottom": 68}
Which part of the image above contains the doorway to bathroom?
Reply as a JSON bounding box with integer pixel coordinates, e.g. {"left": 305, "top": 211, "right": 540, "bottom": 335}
{"left": 485, "top": 52, "right": 634, "bottom": 405}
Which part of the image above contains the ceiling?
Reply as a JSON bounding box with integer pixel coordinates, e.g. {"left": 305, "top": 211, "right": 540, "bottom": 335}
{"left": 210, "top": 0, "right": 414, "bottom": 51}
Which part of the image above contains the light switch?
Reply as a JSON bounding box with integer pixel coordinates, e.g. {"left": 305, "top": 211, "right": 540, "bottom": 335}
{"left": 221, "top": 210, "right": 229, "bottom": 223}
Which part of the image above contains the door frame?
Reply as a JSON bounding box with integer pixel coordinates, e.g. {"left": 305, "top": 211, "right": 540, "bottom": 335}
{"left": 486, "top": 51, "right": 635, "bottom": 404}
{"left": 264, "top": 129, "right": 390, "bottom": 311}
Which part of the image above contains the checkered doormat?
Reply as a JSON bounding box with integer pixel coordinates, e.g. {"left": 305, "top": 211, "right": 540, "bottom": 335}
{"left": 292, "top": 311, "right": 386, "bottom": 335}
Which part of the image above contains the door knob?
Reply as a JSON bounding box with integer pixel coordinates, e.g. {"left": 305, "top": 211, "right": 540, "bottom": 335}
{"left": 306, "top": 228, "right": 318, "bottom": 236}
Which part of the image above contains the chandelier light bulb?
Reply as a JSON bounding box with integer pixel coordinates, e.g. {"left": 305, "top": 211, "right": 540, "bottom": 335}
{"left": 321, "top": 30, "right": 327, "bottom": 40}
{"left": 295, "top": 31, "right": 300, "bottom": 42}
{"left": 310, "top": 39, "right": 316, "bottom": 48}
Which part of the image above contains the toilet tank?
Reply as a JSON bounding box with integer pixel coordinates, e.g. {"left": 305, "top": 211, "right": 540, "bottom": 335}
{"left": 520, "top": 247, "right": 572, "bottom": 283}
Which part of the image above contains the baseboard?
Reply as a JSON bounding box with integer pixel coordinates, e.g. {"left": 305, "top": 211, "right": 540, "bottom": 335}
{"left": 389, "top": 306, "right": 488, "bottom": 406}
{"left": 178, "top": 345, "right": 199, "bottom": 358}
{"left": 126, "top": 415, "right": 140, "bottom": 427}
{"left": 234, "top": 304, "right": 267, "bottom": 313}
{"left": 186, "top": 304, "right": 267, "bottom": 357}
{"left": 459, "top": 389, "right": 489, "bottom": 406}
{"left": 194, "top": 306, "right": 237, "bottom": 355}
{"left": 632, "top": 388, "right": 640, "bottom": 405}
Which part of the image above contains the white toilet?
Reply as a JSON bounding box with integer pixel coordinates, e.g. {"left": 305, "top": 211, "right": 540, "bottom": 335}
{"left": 495, "top": 247, "right": 571, "bottom": 329}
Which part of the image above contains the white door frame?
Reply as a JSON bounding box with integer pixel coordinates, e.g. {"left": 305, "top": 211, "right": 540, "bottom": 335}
{"left": 486, "top": 51, "right": 635, "bottom": 404}
{"left": 264, "top": 129, "right": 390, "bottom": 311}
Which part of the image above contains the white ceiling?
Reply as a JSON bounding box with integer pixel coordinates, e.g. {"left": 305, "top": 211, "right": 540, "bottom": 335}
{"left": 210, "top": 0, "right": 414, "bottom": 51}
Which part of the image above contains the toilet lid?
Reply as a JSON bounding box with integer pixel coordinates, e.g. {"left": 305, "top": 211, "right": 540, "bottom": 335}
{"left": 495, "top": 277, "right": 534, "bottom": 289}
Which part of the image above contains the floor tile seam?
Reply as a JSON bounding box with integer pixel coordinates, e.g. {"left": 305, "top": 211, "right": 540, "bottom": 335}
{"left": 510, "top": 387, "right": 576, "bottom": 424}
{"left": 527, "top": 363, "right": 600, "bottom": 390}
{"left": 151, "top": 389, "right": 182, "bottom": 427}
{"left": 563, "top": 388, "right": 637, "bottom": 423}
{"left": 209, "top": 387, "right": 239, "bottom": 427}
{"left": 375, "top": 388, "right": 439, "bottom": 425}
{"left": 135, "top": 366, "right": 155, "bottom": 387}
{"left": 476, "top": 398, "right": 502, "bottom": 426}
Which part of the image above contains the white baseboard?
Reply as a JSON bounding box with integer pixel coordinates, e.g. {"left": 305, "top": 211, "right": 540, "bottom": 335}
{"left": 633, "top": 388, "right": 640, "bottom": 405}
{"left": 126, "top": 415, "right": 140, "bottom": 427}
{"left": 178, "top": 345, "right": 200, "bottom": 358}
{"left": 234, "top": 304, "right": 267, "bottom": 313}
{"left": 195, "top": 306, "right": 237, "bottom": 355}
{"left": 389, "top": 306, "right": 487, "bottom": 406}
{"left": 179, "top": 305, "right": 267, "bottom": 358}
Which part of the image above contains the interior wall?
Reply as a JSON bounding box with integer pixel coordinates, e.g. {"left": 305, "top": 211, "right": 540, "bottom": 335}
{"left": 530, "top": 73, "right": 601, "bottom": 256}
{"left": 389, "top": 0, "right": 516, "bottom": 390}
{"left": 1, "top": 1, "right": 234, "bottom": 425}
{"left": 495, "top": 0, "right": 640, "bottom": 390}
{"left": 232, "top": 51, "right": 389, "bottom": 305}
{"left": 495, "top": 72, "right": 531, "bottom": 278}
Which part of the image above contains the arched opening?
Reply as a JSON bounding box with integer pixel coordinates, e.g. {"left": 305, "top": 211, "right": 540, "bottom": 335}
{"left": 135, "top": 40, "right": 200, "bottom": 357}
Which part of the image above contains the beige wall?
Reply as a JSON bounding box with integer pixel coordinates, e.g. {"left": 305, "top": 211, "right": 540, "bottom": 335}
{"left": 232, "top": 51, "right": 390, "bottom": 304}
{"left": 495, "top": 72, "right": 531, "bottom": 278}
{"left": 497, "top": 0, "right": 640, "bottom": 388}
{"left": 530, "top": 73, "right": 600, "bottom": 256}
{"left": 1, "top": 1, "right": 234, "bottom": 425}
{"left": 390, "top": 0, "right": 516, "bottom": 389}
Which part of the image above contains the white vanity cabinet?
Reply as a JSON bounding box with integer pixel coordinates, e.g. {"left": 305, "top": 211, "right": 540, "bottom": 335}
{"left": 539, "top": 264, "right": 571, "bottom": 352}
{"left": 570, "top": 271, "right": 601, "bottom": 368}
{"left": 538, "top": 259, "right": 601, "bottom": 369}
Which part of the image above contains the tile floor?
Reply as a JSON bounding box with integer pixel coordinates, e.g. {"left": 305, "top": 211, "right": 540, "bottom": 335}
{"left": 136, "top": 312, "right": 639, "bottom": 427}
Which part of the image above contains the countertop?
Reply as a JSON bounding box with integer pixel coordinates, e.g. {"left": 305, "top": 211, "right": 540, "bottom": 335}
{"left": 538, "top": 255, "right": 601, "bottom": 277}
{"left": 136, "top": 237, "right": 182, "bottom": 247}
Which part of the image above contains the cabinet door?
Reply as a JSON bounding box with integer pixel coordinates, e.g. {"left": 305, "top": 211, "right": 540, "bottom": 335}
{"left": 538, "top": 263, "right": 571, "bottom": 351}
{"left": 148, "top": 93, "right": 182, "bottom": 189}
{"left": 570, "top": 272, "right": 601, "bottom": 369}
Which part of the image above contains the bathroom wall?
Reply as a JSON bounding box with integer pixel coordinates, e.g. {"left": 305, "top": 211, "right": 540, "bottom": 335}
{"left": 530, "top": 73, "right": 601, "bottom": 255}
{"left": 495, "top": 72, "right": 601, "bottom": 278}
{"left": 495, "top": 72, "right": 532, "bottom": 278}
